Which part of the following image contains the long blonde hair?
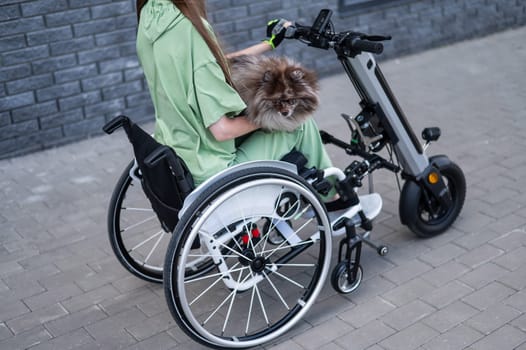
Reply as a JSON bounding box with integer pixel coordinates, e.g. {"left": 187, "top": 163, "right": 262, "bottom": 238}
{"left": 136, "top": 0, "right": 232, "bottom": 85}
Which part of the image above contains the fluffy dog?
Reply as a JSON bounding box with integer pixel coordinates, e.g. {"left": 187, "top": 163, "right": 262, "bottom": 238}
{"left": 229, "top": 55, "right": 319, "bottom": 132}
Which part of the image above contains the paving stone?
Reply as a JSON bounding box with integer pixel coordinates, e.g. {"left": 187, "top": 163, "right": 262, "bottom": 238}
{"left": 0, "top": 323, "right": 13, "bottom": 341}
{"left": 335, "top": 320, "right": 396, "bottom": 350}
{"left": 381, "top": 259, "right": 433, "bottom": 285}
{"left": 338, "top": 297, "right": 396, "bottom": 328}
{"left": 0, "top": 326, "right": 51, "bottom": 350}
{"left": 293, "top": 317, "right": 354, "bottom": 350}
{"left": 125, "top": 311, "right": 176, "bottom": 342}
{"left": 456, "top": 244, "right": 504, "bottom": 269}
{"left": 23, "top": 282, "right": 84, "bottom": 311}
{"left": 421, "top": 324, "right": 483, "bottom": 350}
{"left": 418, "top": 243, "right": 467, "bottom": 267}
{"left": 420, "top": 280, "right": 474, "bottom": 309}
{"left": 459, "top": 262, "right": 510, "bottom": 289}
{"left": 381, "top": 277, "right": 435, "bottom": 307}
{"left": 125, "top": 331, "right": 179, "bottom": 350}
{"left": 382, "top": 300, "right": 436, "bottom": 331}
{"left": 44, "top": 305, "right": 107, "bottom": 337}
{"left": 379, "top": 323, "right": 439, "bottom": 350}
{"left": 6, "top": 303, "right": 68, "bottom": 335}
{"left": 28, "top": 328, "right": 95, "bottom": 350}
{"left": 420, "top": 261, "right": 470, "bottom": 287}
{"left": 469, "top": 325, "right": 526, "bottom": 350}
{"left": 461, "top": 281, "right": 516, "bottom": 311}
{"left": 61, "top": 284, "right": 121, "bottom": 313}
{"left": 504, "top": 290, "right": 526, "bottom": 312}
{"left": 493, "top": 245, "right": 526, "bottom": 271}
{"left": 465, "top": 304, "right": 522, "bottom": 335}
{"left": 422, "top": 301, "right": 479, "bottom": 333}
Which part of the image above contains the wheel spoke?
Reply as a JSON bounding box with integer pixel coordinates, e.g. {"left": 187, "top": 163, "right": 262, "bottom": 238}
{"left": 122, "top": 207, "right": 154, "bottom": 212}
{"left": 185, "top": 265, "right": 246, "bottom": 284}
{"left": 262, "top": 271, "right": 289, "bottom": 310}
{"left": 128, "top": 229, "right": 163, "bottom": 253}
{"left": 143, "top": 231, "right": 165, "bottom": 264}
{"left": 122, "top": 215, "right": 157, "bottom": 232}
{"left": 266, "top": 267, "right": 305, "bottom": 289}
{"left": 222, "top": 269, "right": 245, "bottom": 335}
{"left": 254, "top": 274, "right": 270, "bottom": 326}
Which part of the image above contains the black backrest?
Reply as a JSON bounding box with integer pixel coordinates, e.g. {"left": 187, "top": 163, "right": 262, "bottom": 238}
{"left": 103, "top": 115, "right": 194, "bottom": 232}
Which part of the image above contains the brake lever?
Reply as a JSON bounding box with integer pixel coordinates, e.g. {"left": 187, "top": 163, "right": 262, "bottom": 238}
{"left": 360, "top": 35, "right": 392, "bottom": 42}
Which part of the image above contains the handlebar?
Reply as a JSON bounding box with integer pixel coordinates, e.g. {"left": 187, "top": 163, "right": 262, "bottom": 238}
{"left": 286, "top": 11, "right": 390, "bottom": 56}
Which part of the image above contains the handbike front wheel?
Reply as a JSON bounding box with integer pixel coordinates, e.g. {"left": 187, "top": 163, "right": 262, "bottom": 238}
{"left": 164, "top": 166, "right": 332, "bottom": 349}
{"left": 399, "top": 155, "right": 466, "bottom": 238}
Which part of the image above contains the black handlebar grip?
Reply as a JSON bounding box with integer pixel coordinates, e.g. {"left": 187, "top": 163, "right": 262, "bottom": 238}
{"left": 352, "top": 39, "right": 383, "bottom": 54}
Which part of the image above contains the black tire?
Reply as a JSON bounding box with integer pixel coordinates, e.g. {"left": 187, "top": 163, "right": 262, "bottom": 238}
{"left": 164, "top": 166, "right": 332, "bottom": 349}
{"left": 107, "top": 161, "right": 214, "bottom": 283}
{"left": 399, "top": 156, "right": 466, "bottom": 238}
{"left": 331, "top": 261, "right": 363, "bottom": 294}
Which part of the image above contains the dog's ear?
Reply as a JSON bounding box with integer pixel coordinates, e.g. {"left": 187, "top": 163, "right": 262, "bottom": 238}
{"left": 262, "top": 70, "right": 273, "bottom": 82}
{"left": 290, "top": 69, "right": 304, "bottom": 81}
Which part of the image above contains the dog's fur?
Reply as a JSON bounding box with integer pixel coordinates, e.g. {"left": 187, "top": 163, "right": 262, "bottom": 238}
{"left": 229, "top": 55, "right": 319, "bottom": 132}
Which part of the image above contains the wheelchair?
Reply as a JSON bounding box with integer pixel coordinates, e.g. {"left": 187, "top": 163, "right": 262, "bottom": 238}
{"left": 103, "top": 114, "right": 387, "bottom": 348}
{"left": 103, "top": 9, "right": 466, "bottom": 348}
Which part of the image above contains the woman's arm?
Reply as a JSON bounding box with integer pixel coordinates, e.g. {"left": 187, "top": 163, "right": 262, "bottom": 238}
{"left": 226, "top": 42, "right": 272, "bottom": 59}
{"left": 226, "top": 20, "right": 292, "bottom": 58}
{"left": 208, "top": 115, "right": 259, "bottom": 142}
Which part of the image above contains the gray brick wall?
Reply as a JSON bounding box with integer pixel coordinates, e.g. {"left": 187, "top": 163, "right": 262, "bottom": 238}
{"left": 0, "top": 0, "right": 525, "bottom": 159}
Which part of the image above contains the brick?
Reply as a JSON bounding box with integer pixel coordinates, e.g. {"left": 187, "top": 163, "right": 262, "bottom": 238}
{"left": 0, "top": 34, "right": 26, "bottom": 52}
{"left": 102, "top": 81, "right": 142, "bottom": 100}
{"left": 54, "top": 65, "right": 96, "bottom": 85}
{"left": 63, "top": 116, "right": 106, "bottom": 137}
{"left": 32, "top": 54, "right": 77, "bottom": 75}
{"left": 0, "top": 64, "right": 31, "bottom": 82}
{"left": 39, "top": 109, "right": 83, "bottom": 129}
{"left": 2, "top": 45, "right": 49, "bottom": 66}
{"left": 0, "top": 17, "right": 45, "bottom": 36}
{"left": 49, "top": 37, "right": 94, "bottom": 56}
{"left": 6, "top": 73, "right": 53, "bottom": 95}
{"left": 73, "top": 17, "right": 116, "bottom": 37}
{"left": 95, "top": 27, "right": 137, "bottom": 47}
{"left": 0, "top": 111, "right": 9, "bottom": 127}
{"left": 69, "top": 0, "right": 112, "bottom": 8}
{"left": 115, "top": 13, "right": 136, "bottom": 29}
{"left": 78, "top": 46, "right": 120, "bottom": 65}
{"left": 99, "top": 56, "right": 139, "bottom": 74}
{"left": 21, "top": 0, "right": 68, "bottom": 16}
{"left": 0, "top": 92, "right": 35, "bottom": 112}
{"left": 84, "top": 99, "right": 125, "bottom": 119}
{"left": 59, "top": 91, "right": 101, "bottom": 111}
{"left": 45, "top": 8, "right": 90, "bottom": 27}
{"left": 81, "top": 72, "right": 122, "bottom": 91}
{"left": 12, "top": 100, "right": 58, "bottom": 123}
{"left": 124, "top": 67, "right": 145, "bottom": 81}
{"left": 27, "top": 26, "right": 73, "bottom": 47}
{"left": 91, "top": 1, "right": 132, "bottom": 19}
{"left": 0, "top": 4, "right": 21, "bottom": 21}
{"left": 36, "top": 81, "right": 81, "bottom": 102}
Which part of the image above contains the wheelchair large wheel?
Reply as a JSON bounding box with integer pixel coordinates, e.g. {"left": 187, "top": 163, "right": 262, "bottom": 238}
{"left": 108, "top": 161, "right": 213, "bottom": 283}
{"left": 164, "top": 166, "right": 332, "bottom": 349}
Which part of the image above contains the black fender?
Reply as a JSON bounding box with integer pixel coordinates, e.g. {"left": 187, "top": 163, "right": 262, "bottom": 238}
{"left": 399, "top": 154, "right": 451, "bottom": 225}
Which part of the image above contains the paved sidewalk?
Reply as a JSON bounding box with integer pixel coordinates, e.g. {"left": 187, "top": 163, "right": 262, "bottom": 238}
{"left": 1, "top": 27, "right": 525, "bottom": 350}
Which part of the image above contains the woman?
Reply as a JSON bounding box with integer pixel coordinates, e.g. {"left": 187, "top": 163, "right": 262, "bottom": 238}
{"left": 135, "top": 0, "right": 335, "bottom": 192}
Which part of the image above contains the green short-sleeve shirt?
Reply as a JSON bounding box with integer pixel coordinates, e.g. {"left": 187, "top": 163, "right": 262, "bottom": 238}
{"left": 136, "top": 0, "right": 246, "bottom": 184}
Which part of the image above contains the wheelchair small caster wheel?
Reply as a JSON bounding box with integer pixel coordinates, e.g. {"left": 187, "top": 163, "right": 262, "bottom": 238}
{"left": 331, "top": 261, "right": 363, "bottom": 294}
{"left": 378, "top": 246, "right": 388, "bottom": 256}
